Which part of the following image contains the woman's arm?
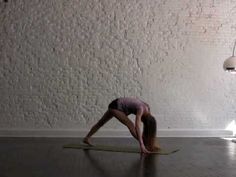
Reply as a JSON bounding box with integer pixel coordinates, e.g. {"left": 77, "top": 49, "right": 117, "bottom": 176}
{"left": 135, "top": 108, "right": 150, "bottom": 154}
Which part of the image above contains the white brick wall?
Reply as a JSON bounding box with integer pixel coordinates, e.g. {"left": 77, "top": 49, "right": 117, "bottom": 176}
{"left": 0, "top": 0, "right": 236, "bottom": 136}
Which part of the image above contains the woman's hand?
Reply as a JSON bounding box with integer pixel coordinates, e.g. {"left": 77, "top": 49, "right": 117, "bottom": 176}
{"left": 140, "top": 145, "right": 151, "bottom": 154}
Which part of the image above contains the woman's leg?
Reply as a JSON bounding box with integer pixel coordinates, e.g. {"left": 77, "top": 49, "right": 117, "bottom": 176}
{"left": 83, "top": 110, "right": 113, "bottom": 145}
{"left": 84, "top": 108, "right": 138, "bottom": 145}
{"left": 109, "top": 109, "right": 138, "bottom": 140}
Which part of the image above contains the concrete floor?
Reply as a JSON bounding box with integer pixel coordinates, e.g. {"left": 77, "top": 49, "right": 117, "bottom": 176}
{"left": 0, "top": 137, "right": 236, "bottom": 177}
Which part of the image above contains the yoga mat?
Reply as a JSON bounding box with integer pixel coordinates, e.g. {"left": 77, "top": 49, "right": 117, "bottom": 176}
{"left": 63, "top": 144, "right": 179, "bottom": 155}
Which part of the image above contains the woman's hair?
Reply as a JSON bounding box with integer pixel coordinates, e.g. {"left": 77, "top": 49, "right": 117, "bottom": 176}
{"left": 142, "top": 115, "right": 157, "bottom": 151}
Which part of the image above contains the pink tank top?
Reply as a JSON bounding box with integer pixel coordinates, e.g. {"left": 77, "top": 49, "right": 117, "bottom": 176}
{"left": 117, "top": 97, "right": 150, "bottom": 115}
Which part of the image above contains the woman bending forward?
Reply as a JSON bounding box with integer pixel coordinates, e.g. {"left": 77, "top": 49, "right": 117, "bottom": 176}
{"left": 83, "top": 97, "right": 160, "bottom": 154}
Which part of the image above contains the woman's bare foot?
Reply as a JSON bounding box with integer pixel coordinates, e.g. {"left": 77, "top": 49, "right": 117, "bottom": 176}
{"left": 83, "top": 137, "right": 93, "bottom": 146}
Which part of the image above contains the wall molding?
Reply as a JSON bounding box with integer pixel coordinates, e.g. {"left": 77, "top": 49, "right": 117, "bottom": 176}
{"left": 0, "top": 129, "right": 233, "bottom": 137}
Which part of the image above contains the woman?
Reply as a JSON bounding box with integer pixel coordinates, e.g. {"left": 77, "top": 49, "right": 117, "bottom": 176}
{"left": 83, "top": 97, "right": 160, "bottom": 154}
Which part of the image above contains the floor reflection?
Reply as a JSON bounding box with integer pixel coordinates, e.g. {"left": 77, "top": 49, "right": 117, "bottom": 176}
{"left": 226, "top": 140, "right": 236, "bottom": 161}
{"left": 84, "top": 150, "right": 158, "bottom": 177}
{"left": 138, "top": 154, "right": 158, "bottom": 177}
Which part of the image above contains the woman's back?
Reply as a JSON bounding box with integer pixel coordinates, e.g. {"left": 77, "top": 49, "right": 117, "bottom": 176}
{"left": 116, "top": 97, "right": 149, "bottom": 115}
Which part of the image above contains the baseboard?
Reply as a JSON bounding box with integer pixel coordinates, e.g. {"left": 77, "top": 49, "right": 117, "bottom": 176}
{"left": 0, "top": 129, "right": 233, "bottom": 137}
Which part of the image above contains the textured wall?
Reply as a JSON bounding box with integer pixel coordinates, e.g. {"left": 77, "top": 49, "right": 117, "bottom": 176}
{"left": 0, "top": 0, "right": 236, "bottom": 134}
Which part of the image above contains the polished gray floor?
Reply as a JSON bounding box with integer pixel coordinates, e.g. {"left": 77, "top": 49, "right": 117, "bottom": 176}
{"left": 0, "top": 137, "right": 236, "bottom": 177}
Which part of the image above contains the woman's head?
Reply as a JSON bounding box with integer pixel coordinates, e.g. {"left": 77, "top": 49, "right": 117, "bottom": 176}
{"left": 142, "top": 114, "right": 157, "bottom": 151}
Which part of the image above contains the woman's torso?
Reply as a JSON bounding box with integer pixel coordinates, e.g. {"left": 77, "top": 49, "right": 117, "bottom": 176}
{"left": 115, "top": 97, "right": 150, "bottom": 115}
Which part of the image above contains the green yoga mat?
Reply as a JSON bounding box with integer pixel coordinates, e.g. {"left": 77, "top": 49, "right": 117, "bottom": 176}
{"left": 63, "top": 144, "right": 179, "bottom": 155}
